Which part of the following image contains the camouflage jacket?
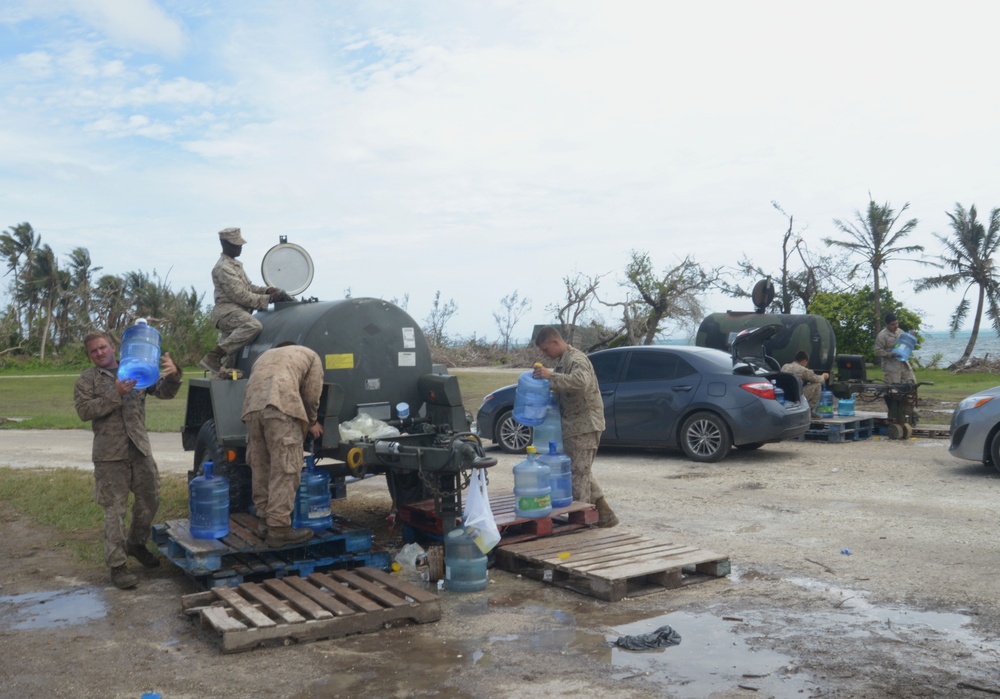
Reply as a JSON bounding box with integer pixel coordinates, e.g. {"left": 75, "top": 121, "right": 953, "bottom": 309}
{"left": 549, "top": 345, "right": 605, "bottom": 439}
{"left": 874, "top": 327, "right": 907, "bottom": 367}
{"left": 780, "top": 361, "right": 824, "bottom": 385}
{"left": 241, "top": 346, "right": 324, "bottom": 431}
{"left": 74, "top": 366, "right": 183, "bottom": 461}
{"left": 211, "top": 254, "right": 270, "bottom": 322}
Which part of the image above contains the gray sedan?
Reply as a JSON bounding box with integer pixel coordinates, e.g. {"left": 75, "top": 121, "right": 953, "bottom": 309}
{"left": 949, "top": 386, "right": 1000, "bottom": 473}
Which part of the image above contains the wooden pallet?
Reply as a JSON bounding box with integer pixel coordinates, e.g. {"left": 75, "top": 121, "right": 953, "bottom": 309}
{"left": 181, "top": 567, "right": 441, "bottom": 653}
{"left": 397, "top": 493, "right": 598, "bottom": 545}
{"left": 799, "top": 415, "right": 876, "bottom": 443}
{"left": 153, "top": 513, "right": 389, "bottom": 588}
{"left": 495, "top": 529, "right": 730, "bottom": 602}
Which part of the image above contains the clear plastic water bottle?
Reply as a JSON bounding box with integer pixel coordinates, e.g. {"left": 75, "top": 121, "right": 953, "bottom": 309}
{"left": 117, "top": 318, "right": 161, "bottom": 389}
{"left": 293, "top": 454, "right": 333, "bottom": 530}
{"left": 531, "top": 395, "right": 563, "bottom": 453}
{"left": 189, "top": 461, "right": 230, "bottom": 539}
{"left": 513, "top": 446, "right": 552, "bottom": 518}
{"left": 539, "top": 441, "right": 573, "bottom": 508}
{"left": 513, "top": 371, "right": 549, "bottom": 427}
{"left": 444, "top": 526, "right": 488, "bottom": 592}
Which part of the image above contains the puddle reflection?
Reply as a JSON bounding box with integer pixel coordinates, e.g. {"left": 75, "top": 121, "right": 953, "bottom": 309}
{"left": 0, "top": 587, "right": 106, "bottom": 629}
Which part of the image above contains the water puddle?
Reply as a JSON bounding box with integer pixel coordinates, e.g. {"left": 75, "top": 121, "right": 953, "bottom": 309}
{"left": 0, "top": 587, "right": 107, "bottom": 630}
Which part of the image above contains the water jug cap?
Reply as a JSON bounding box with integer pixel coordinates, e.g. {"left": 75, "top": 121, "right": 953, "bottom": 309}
{"left": 396, "top": 402, "right": 410, "bottom": 419}
{"left": 136, "top": 318, "right": 147, "bottom": 325}
{"left": 549, "top": 441, "right": 558, "bottom": 453}
{"left": 203, "top": 461, "right": 214, "bottom": 477}
{"left": 526, "top": 445, "right": 537, "bottom": 455}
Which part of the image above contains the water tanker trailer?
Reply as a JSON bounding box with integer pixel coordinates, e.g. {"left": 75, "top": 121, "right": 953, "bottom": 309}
{"left": 182, "top": 238, "right": 495, "bottom": 533}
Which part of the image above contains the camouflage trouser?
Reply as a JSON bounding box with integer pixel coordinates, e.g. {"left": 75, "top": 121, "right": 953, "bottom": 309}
{"left": 882, "top": 359, "right": 916, "bottom": 385}
{"left": 93, "top": 443, "right": 160, "bottom": 569}
{"left": 245, "top": 406, "right": 304, "bottom": 528}
{"left": 803, "top": 382, "right": 821, "bottom": 411}
{"left": 216, "top": 309, "right": 263, "bottom": 368}
{"left": 562, "top": 431, "right": 604, "bottom": 504}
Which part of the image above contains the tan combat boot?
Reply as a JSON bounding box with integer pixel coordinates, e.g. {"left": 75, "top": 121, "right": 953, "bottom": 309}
{"left": 110, "top": 565, "right": 139, "bottom": 589}
{"left": 595, "top": 497, "right": 619, "bottom": 528}
{"left": 199, "top": 347, "right": 224, "bottom": 373}
{"left": 265, "top": 525, "right": 314, "bottom": 548}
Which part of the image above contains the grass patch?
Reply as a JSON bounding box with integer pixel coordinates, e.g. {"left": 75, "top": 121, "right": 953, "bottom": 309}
{"left": 0, "top": 467, "right": 190, "bottom": 565}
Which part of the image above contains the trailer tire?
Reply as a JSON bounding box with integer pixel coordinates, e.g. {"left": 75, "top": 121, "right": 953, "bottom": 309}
{"left": 192, "top": 419, "right": 253, "bottom": 514}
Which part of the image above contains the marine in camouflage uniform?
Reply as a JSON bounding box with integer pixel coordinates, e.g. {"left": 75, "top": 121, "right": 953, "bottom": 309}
{"left": 241, "top": 344, "right": 325, "bottom": 547}
{"left": 874, "top": 314, "right": 916, "bottom": 385}
{"left": 74, "top": 330, "right": 182, "bottom": 589}
{"left": 780, "top": 351, "right": 829, "bottom": 416}
{"left": 201, "top": 227, "right": 284, "bottom": 375}
{"left": 533, "top": 326, "right": 618, "bottom": 528}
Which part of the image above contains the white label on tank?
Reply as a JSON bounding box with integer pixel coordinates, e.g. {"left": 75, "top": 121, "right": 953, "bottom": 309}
{"left": 365, "top": 378, "right": 380, "bottom": 390}
{"left": 399, "top": 352, "right": 416, "bottom": 367}
{"left": 402, "top": 327, "right": 416, "bottom": 349}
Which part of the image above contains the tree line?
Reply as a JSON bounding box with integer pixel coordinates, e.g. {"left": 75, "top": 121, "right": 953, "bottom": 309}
{"left": 3, "top": 195, "right": 999, "bottom": 370}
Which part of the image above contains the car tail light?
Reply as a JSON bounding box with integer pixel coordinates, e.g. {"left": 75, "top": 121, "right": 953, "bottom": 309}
{"left": 741, "top": 382, "right": 777, "bottom": 400}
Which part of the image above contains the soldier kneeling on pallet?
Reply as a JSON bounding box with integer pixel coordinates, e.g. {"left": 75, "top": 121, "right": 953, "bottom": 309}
{"left": 241, "top": 342, "right": 324, "bottom": 547}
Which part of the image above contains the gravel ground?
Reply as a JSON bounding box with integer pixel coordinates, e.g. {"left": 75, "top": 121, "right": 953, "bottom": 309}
{"left": 2, "top": 423, "right": 1000, "bottom": 699}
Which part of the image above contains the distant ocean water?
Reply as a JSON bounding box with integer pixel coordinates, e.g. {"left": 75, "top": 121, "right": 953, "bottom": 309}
{"left": 913, "top": 330, "right": 1000, "bottom": 366}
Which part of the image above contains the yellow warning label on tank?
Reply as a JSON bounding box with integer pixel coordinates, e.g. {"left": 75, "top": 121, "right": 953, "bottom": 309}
{"left": 326, "top": 353, "right": 354, "bottom": 370}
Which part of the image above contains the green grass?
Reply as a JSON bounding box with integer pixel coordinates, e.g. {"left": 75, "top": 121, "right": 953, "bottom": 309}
{"left": 0, "top": 467, "right": 189, "bottom": 565}
{"left": 0, "top": 367, "right": 516, "bottom": 432}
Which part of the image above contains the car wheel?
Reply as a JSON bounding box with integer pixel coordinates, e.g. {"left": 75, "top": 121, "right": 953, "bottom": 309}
{"left": 495, "top": 409, "right": 532, "bottom": 454}
{"left": 989, "top": 432, "right": 1000, "bottom": 473}
{"left": 735, "top": 442, "right": 764, "bottom": 451}
{"left": 680, "top": 411, "right": 732, "bottom": 463}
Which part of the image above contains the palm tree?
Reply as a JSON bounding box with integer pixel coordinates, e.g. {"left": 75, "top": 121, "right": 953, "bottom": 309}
{"left": 914, "top": 203, "right": 1000, "bottom": 368}
{"left": 824, "top": 197, "right": 923, "bottom": 332}
{"left": 0, "top": 222, "right": 40, "bottom": 340}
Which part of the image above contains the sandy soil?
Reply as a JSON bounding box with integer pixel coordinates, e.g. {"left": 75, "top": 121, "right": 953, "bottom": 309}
{"left": 2, "top": 418, "right": 1000, "bottom": 699}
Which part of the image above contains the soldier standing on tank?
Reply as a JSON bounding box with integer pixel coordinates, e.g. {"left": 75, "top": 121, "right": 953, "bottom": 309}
{"left": 780, "top": 351, "right": 829, "bottom": 420}
{"left": 532, "top": 326, "right": 619, "bottom": 528}
{"left": 200, "top": 227, "right": 287, "bottom": 377}
{"left": 74, "top": 330, "right": 182, "bottom": 589}
{"left": 241, "top": 343, "right": 325, "bottom": 547}
{"left": 874, "top": 313, "right": 916, "bottom": 385}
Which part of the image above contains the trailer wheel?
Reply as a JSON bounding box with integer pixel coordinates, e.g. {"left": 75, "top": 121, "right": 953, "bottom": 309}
{"left": 192, "top": 419, "right": 253, "bottom": 514}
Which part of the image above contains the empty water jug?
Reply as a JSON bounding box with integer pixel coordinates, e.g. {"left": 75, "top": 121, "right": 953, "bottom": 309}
{"left": 539, "top": 441, "right": 573, "bottom": 508}
{"left": 513, "top": 371, "right": 550, "bottom": 427}
{"left": 892, "top": 332, "right": 917, "bottom": 362}
{"left": 444, "top": 526, "right": 488, "bottom": 592}
{"left": 531, "top": 396, "right": 563, "bottom": 453}
{"left": 513, "top": 446, "right": 552, "bottom": 518}
{"left": 118, "top": 318, "right": 161, "bottom": 389}
{"left": 293, "top": 454, "right": 333, "bottom": 530}
{"left": 837, "top": 394, "right": 856, "bottom": 416}
{"left": 189, "top": 461, "right": 230, "bottom": 539}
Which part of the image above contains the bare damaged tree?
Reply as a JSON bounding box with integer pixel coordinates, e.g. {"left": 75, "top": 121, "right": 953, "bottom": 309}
{"left": 614, "top": 251, "right": 718, "bottom": 345}
{"left": 492, "top": 291, "right": 531, "bottom": 351}
{"left": 423, "top": 290, "right": 458, "bottom": 347}
{"left": 545, "top": 272, "right": 605, "bottom": 345}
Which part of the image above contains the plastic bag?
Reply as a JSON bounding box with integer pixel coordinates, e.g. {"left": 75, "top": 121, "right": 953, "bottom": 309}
{"left": 339, "top": 413, "right": 401, "bottom": 441}
{"left": 463, "top": 468, "right": 501, "bottom": 554}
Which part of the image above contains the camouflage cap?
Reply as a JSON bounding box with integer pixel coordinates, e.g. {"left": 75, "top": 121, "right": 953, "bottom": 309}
{"left": 218, "top": 227, "right": 246, "bottom": 245}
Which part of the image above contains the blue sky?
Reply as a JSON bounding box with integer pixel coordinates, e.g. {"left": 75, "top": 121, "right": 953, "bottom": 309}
{"left": 3, "top": 1, "right": 1000, "bottom": 342}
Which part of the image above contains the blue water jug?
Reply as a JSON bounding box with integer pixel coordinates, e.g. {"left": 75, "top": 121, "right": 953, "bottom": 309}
{"left": 893, "top": 332, "right": 917, "bottom": 362}
{"left": 118, "top": 318, "right": 161, "bottom": 389}
{"left": 189, "top": 461, "right": 230, "bottom": 539}
{"left": 837, "top": 394, "right": 855, "bottom": 416}
{"left": 444, "top": 526, "right": 488, "bottom": 592}
{"left": 771, "top": 380, "right": 785, "bottom": 405}
{"left": 293, "top": 454, "right": 333, "bottom": 530}
{"left": 513, "top": 371, "right": 550, "bottom": 427}
{"left": 531, "top": 396, "right": 563, "bottom": 453}
{"left": 513, "top": 446, "right": 552, "bottom": 518}
{"left": 539, "top": 441, "right": 572, "bottom": 508}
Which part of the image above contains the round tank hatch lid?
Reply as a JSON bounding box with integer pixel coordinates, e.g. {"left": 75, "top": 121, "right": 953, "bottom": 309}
{"left": 261, "top": 241, "right": 314, "bottom": 295}
{"left": 751, "top": 279, "right": 775, "bottom": 310}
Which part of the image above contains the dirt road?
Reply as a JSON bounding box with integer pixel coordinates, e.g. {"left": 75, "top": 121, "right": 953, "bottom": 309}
{"left": 2, "top": 428, "right": 999, "bottom": 698}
